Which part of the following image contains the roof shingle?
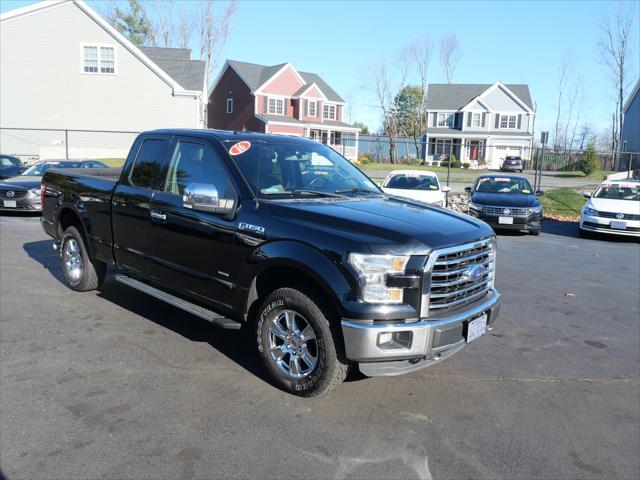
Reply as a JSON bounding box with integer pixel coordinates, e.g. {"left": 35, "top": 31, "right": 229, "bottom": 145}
{"left": 426, "top": 83, "right": 533, "bottom": 110}
{"left": 140, "top": 47, "right": 205, "bottom": 92}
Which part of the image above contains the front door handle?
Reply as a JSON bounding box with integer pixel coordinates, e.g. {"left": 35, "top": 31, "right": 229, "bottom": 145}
{"left": 150, "top": 209, "right": 167, "bottom": 222}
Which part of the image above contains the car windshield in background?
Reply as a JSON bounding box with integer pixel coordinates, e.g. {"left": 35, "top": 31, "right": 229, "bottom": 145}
{"left": 22, "top": 161, "right": 80, "bottom": 176}
{"left": 475, "top": 176, "right": 533, "bottom": 194}
{"left": 384, "top": 174, "right": 439, "bottom": 191}
{"left": 223, "top": 140, "right": 379, "bottom": 198}
{"left": 593, "top": 183, "right": 640, "bottom": 201}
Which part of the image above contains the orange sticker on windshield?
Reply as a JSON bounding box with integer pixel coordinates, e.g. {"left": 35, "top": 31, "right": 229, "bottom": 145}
{"left": 229, "top": 141, "right": 251, "bottom": 156}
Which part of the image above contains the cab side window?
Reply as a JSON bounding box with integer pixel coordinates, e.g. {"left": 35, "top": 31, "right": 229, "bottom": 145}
{"left": 130, "top": 138, "right": 168, "bottom": 189}
{"left": 164, "top": 141, "right": 230, "bottom": 197}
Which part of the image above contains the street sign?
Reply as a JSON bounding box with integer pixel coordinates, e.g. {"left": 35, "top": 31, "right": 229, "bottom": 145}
{"left": 540, "top": 131, "right": 549, "bottom": 145}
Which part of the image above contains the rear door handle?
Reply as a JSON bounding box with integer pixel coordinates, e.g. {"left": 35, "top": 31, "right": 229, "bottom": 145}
{"left": 150, "top": 209, "right": 167, "bottom": 222}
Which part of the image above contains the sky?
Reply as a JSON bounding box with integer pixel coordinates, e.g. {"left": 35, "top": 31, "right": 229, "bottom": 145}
{"left": 2, "top": 0, "right": 639, "bottom": 137}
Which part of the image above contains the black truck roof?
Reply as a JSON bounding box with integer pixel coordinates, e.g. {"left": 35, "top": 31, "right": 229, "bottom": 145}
{"left": 148, "top": 128, "right": 310, "bottom": 144}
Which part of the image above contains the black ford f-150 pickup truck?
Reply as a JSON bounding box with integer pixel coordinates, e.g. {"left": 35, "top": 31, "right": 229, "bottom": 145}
{"left": 42, "top": 129, "right": 500, "bottom": 396}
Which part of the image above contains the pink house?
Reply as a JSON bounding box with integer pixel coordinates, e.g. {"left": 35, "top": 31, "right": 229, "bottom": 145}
{"left": 208, "top": 60, "right": 360, "bottom": 160}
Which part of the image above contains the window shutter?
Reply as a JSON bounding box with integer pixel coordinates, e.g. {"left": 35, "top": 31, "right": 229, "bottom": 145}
{"left": 495, "top": 114, "right": 500, "bottom": 129}
{"left": 482, "top": 113, "right": 486, "bottom": 127}
{"left": 467, "top": 113, "right": 472, "bottom": 127}
{"left": 517, "top": 114, "right": 522, "bottom": 129}
{"left": 264, "top": 97, "right": 268, "bottom": 114}
{"left": 429, "top": 140, "right": 435, "bottom": 155}
{"left": 432, "top": 112, "right": 437, "bottom": 127}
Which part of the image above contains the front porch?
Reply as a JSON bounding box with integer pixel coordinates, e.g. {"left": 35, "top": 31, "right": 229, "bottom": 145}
{"left": 425, "top": 137, "right": 487, "bottom": 168}
{"left": 307, "top": 128, "right": 359, "bottom": 161}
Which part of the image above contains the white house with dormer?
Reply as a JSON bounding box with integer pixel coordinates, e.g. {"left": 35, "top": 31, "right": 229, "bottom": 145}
{"left": 423, "top": 82, "right": 535, "bottom": 169}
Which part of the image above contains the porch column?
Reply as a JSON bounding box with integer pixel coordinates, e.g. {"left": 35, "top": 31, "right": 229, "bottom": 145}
{"left": 460, "top": 138, "right": 465, "bottom": 162}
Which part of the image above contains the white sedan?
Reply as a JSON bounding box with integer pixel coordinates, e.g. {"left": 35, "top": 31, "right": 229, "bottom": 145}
{"left": 580, "top": 180, "right": 640, "bottom": 237}
{"left": 381, "top": 170, "right": 450, "bottom": 207}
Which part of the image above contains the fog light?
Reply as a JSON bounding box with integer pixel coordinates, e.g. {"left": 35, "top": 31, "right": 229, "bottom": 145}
{"left": 377, "top": 331, "right": 412, "bottom": 350}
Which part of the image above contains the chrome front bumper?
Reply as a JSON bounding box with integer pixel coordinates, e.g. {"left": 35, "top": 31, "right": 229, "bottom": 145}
{"left": 341, "top": 289, "right": 500, "bottom": 376}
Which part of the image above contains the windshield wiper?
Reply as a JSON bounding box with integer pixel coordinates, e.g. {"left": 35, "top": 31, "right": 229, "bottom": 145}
{"left": 291, "top": 189, "right": 346, "bottom": 198}
{"left": 334, "top": 187, "right": 380, "bottom": 195}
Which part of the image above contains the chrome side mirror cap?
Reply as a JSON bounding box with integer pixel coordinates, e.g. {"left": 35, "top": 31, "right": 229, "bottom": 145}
{"left": 183, "top": 183, "right": 235, "bottom": 214}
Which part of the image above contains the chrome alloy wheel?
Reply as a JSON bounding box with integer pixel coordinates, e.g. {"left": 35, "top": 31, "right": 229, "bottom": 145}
{"left": 63, "top": 238, "right": 83, "bottom": 284}
{"left": 267, "top": 310, "right": 318, "bottom": 379}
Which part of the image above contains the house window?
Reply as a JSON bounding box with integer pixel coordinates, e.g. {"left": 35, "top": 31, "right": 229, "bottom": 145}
{"left": 83, "top": 45, "right": 116, "bottom": 74}
{"left": 500, "top": 114, "right": 517, "bottom": 129}
{"left": 330, "top": 131, "right": 342, "bottom": 145}
{"left": 437, "top": 113, "right": 454, "bottom": 127}
{"left": 323, "top": 104, "right": 336, "bottom": 120}
{"left": 226, "top": 98, "right": 233, "bottom": 114}
{"left": 471, "top": 113, "right": 481, "bottom": 128}
{"left": 307, "top": 100, "right": 317, "bottom": 117}
{"left": 268, "top": 97, "right": 285, "bottom": 115}
{"left": 434, "top": 139, "right": 453, "bottom": 155}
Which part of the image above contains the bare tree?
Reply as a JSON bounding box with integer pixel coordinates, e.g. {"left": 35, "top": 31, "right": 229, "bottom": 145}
{"left": 176, "top": 7, "right": 192, "bottom": 49}
{"left": 149, "top": 0, "right": 175, "bottom": 47}
{"left": 439, "top": 33, "right": 462, "bottom": 84}
{"left": 598, "top": 1, "right": 636, "bottom": 159}
{"left": 406, "top": 37, "right": 432, "bottom": 160}
{"left": 199, "top": 0, "right": 237, "bottom": 81}
{"left": 553, "top": 53, "right": 570, "bottom": 151}
{"left": 97, "top": 0, "right": 119, "bottom": 28}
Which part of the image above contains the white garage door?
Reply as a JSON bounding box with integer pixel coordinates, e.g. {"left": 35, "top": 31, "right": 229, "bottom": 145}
{"left": 496, "top": 146, "right": 522, "bottom": 157}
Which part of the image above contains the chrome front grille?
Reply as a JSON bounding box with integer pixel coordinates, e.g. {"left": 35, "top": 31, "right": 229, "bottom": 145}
{"left": 483, "top": 205, "right": 529, "bottom": 217}
{"left": 0, "top": 190, "right": 27, "bottom": 199}
{"left": 596, "top": 211, "right": 640, "bottom": 221}
{"left": 422, "top": 239, "right": 495, "bottom": 316}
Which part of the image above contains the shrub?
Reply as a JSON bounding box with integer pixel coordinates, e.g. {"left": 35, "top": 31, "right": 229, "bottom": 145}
{"left": 358, "top": 154, "right": 373, "bottom": 164}
{"left": 431, "top": 161, "right": 439, "bottom": 167}
{"left": 462, "top": 162, "right": 471, "bottom": 169}
{"left": 439, "top": 160, "right": 448, "bottom": 167}
{"left": 580, "top": 143, "right": 599, "bottom": 176}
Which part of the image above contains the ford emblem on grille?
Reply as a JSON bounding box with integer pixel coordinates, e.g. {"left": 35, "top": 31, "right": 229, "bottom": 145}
{"left": 6, "top": 191, "right": 15, "bottom": 198}
{"left": 616, "top": 213, "right": 625, "bottom": 219}
{"left": 462, "top": 264, "right": 486, "bottom": 282}
{"left": 502, "top": 208, "right": 511, "bottom": 215}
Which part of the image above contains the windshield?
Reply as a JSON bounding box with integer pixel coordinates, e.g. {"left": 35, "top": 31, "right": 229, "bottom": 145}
{"left": 223, "top": 139, "right": 379, "bottom": 198}
{"left": 475, "top": 176, "right": 533, "bottom": 194}
{"left": 592, "top": 182, "right": 640, "bottom": 201}
{"left": 384, "top": 173, "right": 439, "bottom": 191}
{"left": 22, "top": 161, "right": 80, "bottom": 176}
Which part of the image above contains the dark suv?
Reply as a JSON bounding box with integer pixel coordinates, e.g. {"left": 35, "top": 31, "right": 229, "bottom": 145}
{"left": 501, "top": 156, "right": 524, "bottom": 172}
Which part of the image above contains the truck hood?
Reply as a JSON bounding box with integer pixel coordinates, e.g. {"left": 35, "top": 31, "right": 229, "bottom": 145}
{"left": 268, "top": 196, "right": 493, "bottom": 254}
{"left": 0, "top": 176, "right": 42, "bottom": 191}
{"left": 471, "top": 192, "right": 538, "bottom": 208}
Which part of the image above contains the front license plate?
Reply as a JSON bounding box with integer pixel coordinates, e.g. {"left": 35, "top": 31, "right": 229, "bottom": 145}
{"left": 610, "top": 220, "right": 626, "bottom": 230}
{"left": 467, "top": 315, "right": 487, "bottom": 343}
{"left": 2, "top": 200, "right": 17, "bottom": 208}
{"left": 498, "top": 216, "right": 513, "bottom": 224}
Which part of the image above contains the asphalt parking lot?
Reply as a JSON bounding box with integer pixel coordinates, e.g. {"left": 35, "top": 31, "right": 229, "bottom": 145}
{"left": 1, "top": 215, "right": 639, "bottom": 480}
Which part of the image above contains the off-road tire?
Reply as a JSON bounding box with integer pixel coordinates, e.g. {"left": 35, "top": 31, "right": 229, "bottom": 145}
{"left": 255, "top": 287, "right": 349, "bottom": 396}
{"left": 60, "top": 226, "right": 106, "bottom": 291}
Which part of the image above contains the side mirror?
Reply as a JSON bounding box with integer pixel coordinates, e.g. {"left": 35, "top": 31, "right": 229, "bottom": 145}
{"left": 464, "top": 186, "right": 472, "bottom": 193}
{"left": 442, "top": 186, "right": 451, "bottom": 193}
{"left": 582, "top": 191, "right": 591, "bottom": 198}
{"left": 536, "top": 190, "right": 544, "bottom": 196}
{"left": 183, "top": 183, "right": 235, "bottom": 215}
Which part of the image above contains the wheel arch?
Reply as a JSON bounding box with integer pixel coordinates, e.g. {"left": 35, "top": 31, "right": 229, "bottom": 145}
{"left": 56, "top": 206, "right": 94, "bottom": 258}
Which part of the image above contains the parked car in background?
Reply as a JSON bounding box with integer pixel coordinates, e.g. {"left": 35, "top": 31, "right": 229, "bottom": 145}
{"left": 579, "top": 180, "right": 640, "bottom": 238}
{"left": 465, "top": 174, "right": 543, "bottom": 235}
{"left": 0, "top": 154, "right": 25, "bottom": 179}
{"left": 41, "top": 129, "right": 501, "bottom": 396}
{"left": 0, "top": 159, "right": 110, "bottom": 212}
{"left": 501, "top": 156, "right": 524, "bottom": 172}
{"left": 381, "top": 170, "right": 450, "bottom": 206}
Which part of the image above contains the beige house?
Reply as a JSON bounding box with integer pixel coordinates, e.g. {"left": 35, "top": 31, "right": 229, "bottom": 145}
{"left": 0, "top": 0, "right": 206, "bottom": 160}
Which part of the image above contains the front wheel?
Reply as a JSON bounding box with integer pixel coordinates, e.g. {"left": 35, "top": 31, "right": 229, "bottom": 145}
{"left": 60, "top": 226, "right": 106, "bottom": 291}
{"left": 255, "top": 287, "right": 349, "bottom": 396}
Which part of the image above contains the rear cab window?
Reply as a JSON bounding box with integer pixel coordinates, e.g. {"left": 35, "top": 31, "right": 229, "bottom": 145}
{"left": 129, "top": 138, "right": 170, "bottom": 189}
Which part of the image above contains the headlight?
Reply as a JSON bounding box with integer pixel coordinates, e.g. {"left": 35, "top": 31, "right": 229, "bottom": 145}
{"left": 348, "top": 253, "right": 409, "bottom": 304}
{"left": 527, "top": 206, "right": 541, "bottom": 214}
{"left": 468, "top": 202, "right": 483, "bottom": 212}
{"left": 583, "top": 206, "right": 598, "bottom": 216}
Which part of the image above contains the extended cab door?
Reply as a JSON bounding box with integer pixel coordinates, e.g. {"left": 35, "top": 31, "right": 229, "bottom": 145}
{"left": 112, "top": 135, "right": 171, "bottom": 276}
{"left": 146, "top": 136, "right": 240, "bottom": 312}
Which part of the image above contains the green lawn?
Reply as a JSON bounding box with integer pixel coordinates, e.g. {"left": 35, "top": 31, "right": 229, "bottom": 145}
{"left": 98, "top": 158, "right": 125, "bottom": 168}
{"left": 553, "top": 169, "right": 613, "bottom": 180}
{"left": 540, "top": 187, "right": 587, "bottom": 218}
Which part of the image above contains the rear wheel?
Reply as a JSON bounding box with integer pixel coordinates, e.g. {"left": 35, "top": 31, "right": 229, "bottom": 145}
{"left": 60, "top": 226, "right": 106, "bottom": 291}
{"left": 255, "top": 287, "right": 349, "bottom": 396}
